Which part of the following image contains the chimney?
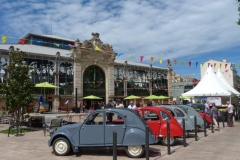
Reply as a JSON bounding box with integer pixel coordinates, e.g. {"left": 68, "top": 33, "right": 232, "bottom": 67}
{"left": 223, "top": 58, "right": 226, "bottom": 63}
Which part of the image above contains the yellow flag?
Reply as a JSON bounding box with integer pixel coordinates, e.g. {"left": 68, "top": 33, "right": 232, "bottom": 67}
{"left": 128, "top": 54, "right": 133, "bottom": 57}
{"left": 2, "top": 35, "right": 8, "bottom": 44}
{"left": 201, "top": 62, "right": 204, "bottom": 66}
{"left": 214, "top": 63, "right": 216, "bottom": 68}
{"left": 55, "top": 43, "right": 60, "bottom": 47}
{"left": 95, "top": 46, "right": 100, "bottom": 51}
{"left": 220, "top": 63, "right": 222, "bottom": 68}
{"left": 174, "top": 60, "right": 177, "bottom": 65}
{"left": 181, "top": 60, "right": 184, "bottom": 66}
{"left": 151, "top": 57, "right": 154, "bottom": 63}
{"left": 158, "top": 58, "right": 162, "bottom": 64}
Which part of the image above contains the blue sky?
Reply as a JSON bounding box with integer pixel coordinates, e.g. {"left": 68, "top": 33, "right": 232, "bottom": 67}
{"left": 1, "top": 0, "right": 240, "bottom": 79}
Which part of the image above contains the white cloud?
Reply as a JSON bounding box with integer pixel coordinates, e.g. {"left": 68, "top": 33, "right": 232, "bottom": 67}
{"left": 1, "top": 0, "right": 240, "bottom": 66}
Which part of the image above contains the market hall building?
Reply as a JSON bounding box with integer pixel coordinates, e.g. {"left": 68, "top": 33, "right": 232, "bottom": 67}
{"left": 0, "top": 33, "right": 173, "bottom": 111}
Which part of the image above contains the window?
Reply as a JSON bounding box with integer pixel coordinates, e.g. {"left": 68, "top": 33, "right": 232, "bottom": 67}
{"left": 160, "top": 111, "right": 171, "bottom": 120}
{"left": 105, "top": 112, "right": 124, "bottom": 125}
{"left": 143, "top": 111, "right": 159, "bottom": 120}
{"left": 174, "top": 108, "right": 185, "bottom": 117}
{"left": 85, "top": 112, "right": 103, "bottom": 125}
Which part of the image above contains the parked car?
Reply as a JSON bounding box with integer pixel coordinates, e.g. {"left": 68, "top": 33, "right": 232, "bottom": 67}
{"left": 134, "top": 107, "right": 183, "bottom": 146}
{"left": 48, "top": 108, "right": 157, "bottom": 158}
{"left": 175, "top": 105, "right": 204, "bottom": 131}
{"left": 157, "top": 105, "right": 195, "bottom": 137}
{"left": 188, "top": 103, "right": 212, "bottom": 125}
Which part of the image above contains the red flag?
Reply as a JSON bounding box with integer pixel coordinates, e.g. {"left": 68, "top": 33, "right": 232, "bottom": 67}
{"left": 188, "top": 61, "right": 192, "bottom": 67}
{"left": 208, "top": 63, "right": 210, "bottom": 67}
{"left": 167, "top": 59, "right": 171, "bottom": 65}
{"left": 19, "top": 39, "right": 25, "bottom": 45}
{"left": 225, "top": 64, "right": 228, "bottom": 69}
{"left": 140, "top": 56, "right": 144, "bottom": 62}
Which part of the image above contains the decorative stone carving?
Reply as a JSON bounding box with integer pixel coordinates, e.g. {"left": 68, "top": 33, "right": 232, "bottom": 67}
{"left": 82, "top": 32, "right": 114, "bottom": 54}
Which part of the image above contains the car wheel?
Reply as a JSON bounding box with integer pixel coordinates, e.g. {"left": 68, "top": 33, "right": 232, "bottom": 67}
{"left": 125, "top": 145, "right": 145, "bottom": 158}
{"left": 52, "top": 137, "right": 71, "bottom": 156}
{"left": 161, "top": 137, "right": 177, "bottom": 146}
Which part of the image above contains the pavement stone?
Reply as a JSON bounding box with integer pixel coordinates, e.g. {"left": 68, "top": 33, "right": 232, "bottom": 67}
{"left": 0, "top": 119, "right": 239, "bottom": 160}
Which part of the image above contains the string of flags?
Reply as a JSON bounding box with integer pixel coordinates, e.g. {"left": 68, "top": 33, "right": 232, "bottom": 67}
{"left": 1, "top": 35, "right": 238, "bottom": 69}
{"left": 117, "top": 53, "right": 238, "bottom": 69}
{"left": 1, "top": 35, "right": 73, "bottom": 47}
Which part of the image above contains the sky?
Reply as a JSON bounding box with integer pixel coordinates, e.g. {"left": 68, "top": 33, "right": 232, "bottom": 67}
{"left": 1, "top": 0, "right": 240, "bottom": 79}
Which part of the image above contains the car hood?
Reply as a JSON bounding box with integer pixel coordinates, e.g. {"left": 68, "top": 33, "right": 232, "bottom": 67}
{"left": 53, "top": 123, "right": 82, "bottom": 135}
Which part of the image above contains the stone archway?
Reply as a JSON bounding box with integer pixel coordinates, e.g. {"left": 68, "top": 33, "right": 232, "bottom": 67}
{"left": 83, "top": 65, "right": 106, "bottom": 97}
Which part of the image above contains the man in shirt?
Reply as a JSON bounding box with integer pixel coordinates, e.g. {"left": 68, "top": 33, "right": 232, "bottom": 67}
{"left": 128, "top": 101, "right": 136, "bottom": 109}
{"left": 226, "top": 101, "right": 234, "bottom": 127}
{"left": 203, "top": 100, "right": 209, "bottom": 114}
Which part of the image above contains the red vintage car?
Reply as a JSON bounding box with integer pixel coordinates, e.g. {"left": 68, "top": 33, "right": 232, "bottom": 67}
{"left": 188, "top": 103, "right": 212, "bottom": 125}
{"left": 134, "top": 107, "right": 183, "bottom": 146}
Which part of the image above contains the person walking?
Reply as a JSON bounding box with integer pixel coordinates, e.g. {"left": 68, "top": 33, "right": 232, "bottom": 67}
{"left": 47, "top": 92, "right": 53, "bottom": 112}
{"left": 211, "top": 103, "right": 220, "bottom": 131}
{"left": 226, "top": 101, "right": 234, "bottom": 127}
{"left": 128, "top": 101, "right": 136, "bottom": 109}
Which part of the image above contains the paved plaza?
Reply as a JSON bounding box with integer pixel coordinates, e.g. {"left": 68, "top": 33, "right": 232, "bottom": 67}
{"left": 0, "top": 120, "right": 240, "bottom": 160}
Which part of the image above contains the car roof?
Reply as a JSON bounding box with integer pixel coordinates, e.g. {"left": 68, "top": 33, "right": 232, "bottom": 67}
{"left": 135, "top": 106, "right": 170, "bottom": 112}
{"left": 157, "top": 105, "right": 187, "bottom": 113}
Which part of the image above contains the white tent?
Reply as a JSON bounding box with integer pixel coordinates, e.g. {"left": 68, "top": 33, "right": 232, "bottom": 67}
{"left": 182, "top": 66, "right": 235, "bottom": 96}
{"left": 216, "top": 69, "right": 240, "bottom": 95}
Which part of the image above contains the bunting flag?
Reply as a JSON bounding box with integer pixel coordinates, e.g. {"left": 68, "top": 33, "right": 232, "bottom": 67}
{"left": 196, "top": 62, "right": 198, "bottom": 67}
{"left": 214, "top": 63, "right": 216, "bottom": 68}
{"left": 2, "top": 35, "right": 8, "bottom": 44}
{"left": 226, "top": 70, "right": 228, "bottom": 73}
{"left": 150, "top": 57, "right": 154, "bottom": 63}
{"left": 158, "top": 58, "right": 162, "bottom": 64}
{"left": 128, "top": 54, "right": 133, "bottom": 57}
{"left": 174, "top": 60, "right": 177, "bottom": 65}
{"left": 167, "top": 59, "right": 171, "bottom": 65}
{"left": 81, "top": 45, "right": 86, "bottom": 48}
{"left": 181, "top": 60, "right": 184, "bottom": 66}
{"left": 201, "top": 62, "right": 204, "bottom": 66}
{"left": 95, "top": 46, "right": 100, "bottom": 51}
{"left": 188, "top": 61, "right": 192, "bottom": 67}
{"left": 19, "top": 39, "right": 25, "bottom": 45}
{"left": 220, "top": 63, "right": 222, "bottom": 68}
{"left": 208, "top": 63, "right": 210, "bottom": 67}
{"left": 140, "top": 56, "right": 144, "bottom": 62}
{"left": 225, "top": 64, "right": 228, "bottom": 69}
{"left": 68, "top": 44, "right": 73, "bottom": 47}
{"left": 117, "top": 52, "right": 124, "bottom": 57}
{"left": 55, "top": 43, "right": 60, "bottom": 47}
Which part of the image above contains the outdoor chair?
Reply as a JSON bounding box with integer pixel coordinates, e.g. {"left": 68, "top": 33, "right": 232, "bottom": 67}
{"left": 8, "top": 118, "right": 22, "bottom": 137}
{"left": 43, "top": 116, "right": 62, "bottom": 136}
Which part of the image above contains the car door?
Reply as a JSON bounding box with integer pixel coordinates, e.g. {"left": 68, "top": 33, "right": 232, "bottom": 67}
{"left": 104, "top": 111, "right": 126, "bottom": 145}
{"left": 174, "top": 108, "right": 194, "bottom": 130}
{"left": 142, "top": 110, "right": 160, "bottom": 136}
{"left": 80, "top": 111, "right": 104, "bottom": 145}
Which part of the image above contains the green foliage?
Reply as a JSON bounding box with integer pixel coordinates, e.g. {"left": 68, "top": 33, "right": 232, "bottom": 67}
{"left": 0, "top": 128, "right": 35, "bottom": 134}
{"left": 0, "top": 49, "right": 36, "bottom": 123}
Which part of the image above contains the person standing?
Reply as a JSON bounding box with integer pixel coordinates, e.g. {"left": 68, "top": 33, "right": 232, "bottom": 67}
{"left": 37, "top": 92, "right": 43, "bottom": 113}
{"left": 211, "top": 103, "right": 220, "bottom": 131}
{"left": 226, "top": 101, "right": 234, "bottom": 127}
{"left": 128, "top": 101, "right": 136, "bottom": 109}
{"left": 78, "top": 100, "right": 83, "bottom": 113}
{"left": 48, "top": 93, "right": 53, "bottom": 112}
{"left": 203, "top": 100, "right": 209, "bottom": 114}
{"left": 106, "top": 100, "right": 114, "bottom": 122}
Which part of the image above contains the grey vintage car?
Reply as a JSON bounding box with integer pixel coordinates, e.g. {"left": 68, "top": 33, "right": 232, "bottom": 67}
{"left": 175, "top": 105, "right": 204, "bottom": 131}
{"left": 157, "top": 105, "right": 195, "bottom": 137}
{"left": 48, "top": 108, "right": 157, "bottom": 158}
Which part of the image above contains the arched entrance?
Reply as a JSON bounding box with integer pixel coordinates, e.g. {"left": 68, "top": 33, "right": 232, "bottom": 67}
{"left": 83, "top": 65, "right": 105, "bottom": 109}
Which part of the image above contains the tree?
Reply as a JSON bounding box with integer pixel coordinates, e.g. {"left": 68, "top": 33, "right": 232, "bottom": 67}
{"left": 1, "top": 48, "right": 36, "bottom": 124}
{"left": 238, "top": 0, "right": 240, "bottom": 25}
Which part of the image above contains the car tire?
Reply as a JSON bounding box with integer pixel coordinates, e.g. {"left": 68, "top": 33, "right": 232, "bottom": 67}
{"left": 160, "top": 137, "right": 177, "bottom": 146}
{"left": 52, "top": 137, "right": 71, "bottom": 156}
{"left": 125, "top": 145, "right": 145, "bottom": 158}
